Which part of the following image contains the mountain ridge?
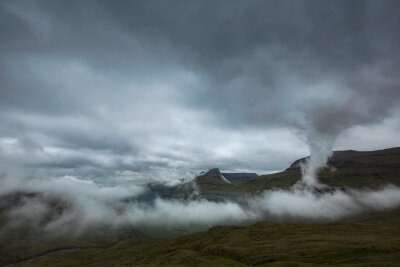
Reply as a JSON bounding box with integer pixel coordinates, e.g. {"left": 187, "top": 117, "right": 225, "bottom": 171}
{"left": 193, "top": 147, "right": 400, "bottom": 201}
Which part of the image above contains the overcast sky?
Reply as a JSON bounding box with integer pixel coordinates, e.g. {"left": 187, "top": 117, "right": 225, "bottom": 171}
{"left": 0, "top": 0, "right": 399, "bottom": 184}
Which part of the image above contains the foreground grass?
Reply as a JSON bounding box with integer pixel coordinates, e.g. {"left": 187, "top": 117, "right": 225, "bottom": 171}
{"left": 10, "top": 207, "right": 400, "bottom": 266}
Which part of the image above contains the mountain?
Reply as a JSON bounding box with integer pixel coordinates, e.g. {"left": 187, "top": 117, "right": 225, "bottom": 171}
{"left": 194, "top": 147, "right": 400, "bottom": 201}
{"left": 126, "top": 169, "right": 259, "bottom": 202}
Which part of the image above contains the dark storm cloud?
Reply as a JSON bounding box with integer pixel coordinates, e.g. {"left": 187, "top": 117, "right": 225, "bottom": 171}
{"left": 0, "top": 0, "right": 399, "bottom": 183}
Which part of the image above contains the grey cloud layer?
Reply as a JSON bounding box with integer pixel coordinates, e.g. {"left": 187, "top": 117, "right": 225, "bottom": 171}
{"left": 0, "top": 0, "right": 399, "bottom": 182}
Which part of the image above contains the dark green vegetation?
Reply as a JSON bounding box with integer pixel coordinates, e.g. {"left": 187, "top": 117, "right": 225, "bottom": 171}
{"left": 196, "top": 148, "right": 400, "bottom": 201}
{"left": 0, "top": 192, "right": 133, "bottom": 265}
{"left": 9, "top": 207, "right": 400, "bottom": 266}
{"left": 1, "top": 147, "right": 400, "bottom": 266}
{"left": 0, "top": 222, "right": 137, "bottom": 266}
{"left": 0, "top": 191, "right": 209, "bottom": 266}
{"left": 0, "top": 207, "right": 208, "bottom": 266}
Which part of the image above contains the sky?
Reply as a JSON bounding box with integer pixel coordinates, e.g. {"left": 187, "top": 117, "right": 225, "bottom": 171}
{"left": 1, "top": 0, "right": 400, "bottom": 185}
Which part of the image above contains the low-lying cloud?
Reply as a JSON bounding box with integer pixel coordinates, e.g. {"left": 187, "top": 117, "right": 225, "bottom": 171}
{"left": 2, "top": 172, "right": 400, "bottom": 234}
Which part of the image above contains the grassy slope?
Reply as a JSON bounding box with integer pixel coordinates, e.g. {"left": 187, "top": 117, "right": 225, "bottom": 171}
{"left": 0, "top": 216, "right": 209, "bottom": 266}
{"left": 0, "top": 192, "right": 204, "bottom": 265}
{"left": 0, "top": 223, "right": 140, "bottom": 265}
{"left": 14, "top": 207, "right": 400, "bottom": 266}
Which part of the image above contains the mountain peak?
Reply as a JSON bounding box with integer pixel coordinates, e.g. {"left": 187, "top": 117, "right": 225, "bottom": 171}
{"left": 206, "top": 168, "right": 221, "bottom": 176}
{"left": 196, "top": 168, "right": 231, "bottom": 185}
